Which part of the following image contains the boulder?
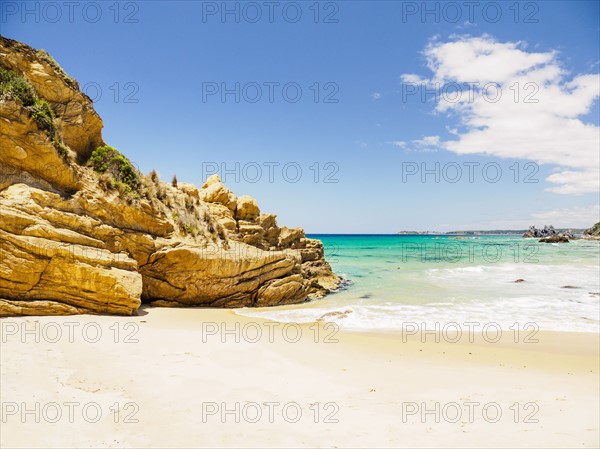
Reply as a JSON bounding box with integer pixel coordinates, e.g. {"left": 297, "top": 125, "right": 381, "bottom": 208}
{"left": 234, "top": 195, "right": 260, "bottom": 220}
{"left": 278, "top": 226, "right": 305, "bottom": 247}
{"left": 205, "top": 203, "right": 237, "bottom": 232}
{"left": 140, "top": 242, "right": 301, "bottom": 307}
{"left": 540, "top": 235, "right": 569, "bottom": 243}
{"left": 202, "top": 173, "right": 221, "bottom": 189}
{"left": 198, "top": 181, "right": 238, "bottom": 211}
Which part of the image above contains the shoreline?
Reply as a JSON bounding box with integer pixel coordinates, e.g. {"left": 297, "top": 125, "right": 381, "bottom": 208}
{"left": 2, "top": 307, "right": 598, "bottom": 448}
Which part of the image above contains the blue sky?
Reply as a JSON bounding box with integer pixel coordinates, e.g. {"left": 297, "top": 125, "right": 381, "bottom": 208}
{"left": 2, "top": 0, "right": 599, "bottom": 233}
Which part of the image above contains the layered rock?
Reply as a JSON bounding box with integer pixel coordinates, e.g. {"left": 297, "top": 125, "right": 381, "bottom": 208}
{"left": 195, "top": 174, "right": 338, "bottom": 298}
{"left": 0, "top": 38, "right": 103, "bottom": 160}
{"left": 0, "top": 36, "right": 341, "bottom": 316}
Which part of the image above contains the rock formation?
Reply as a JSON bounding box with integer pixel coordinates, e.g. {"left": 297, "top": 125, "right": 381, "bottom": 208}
{"left": 523, "top": 225, "right": 574, "bottom": 243}
{"left": 539, "top": 235, "right": 569, "bottom": 243}
{"left": 0, "top": 36, "right": 341, "bottom": 316}
{"left": 582, "top": 222, "right": 600, "bottom": 240}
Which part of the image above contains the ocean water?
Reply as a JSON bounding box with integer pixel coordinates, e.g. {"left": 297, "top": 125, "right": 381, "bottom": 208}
{"left": 235, "top": 235, "right": 600, "bottom": 333}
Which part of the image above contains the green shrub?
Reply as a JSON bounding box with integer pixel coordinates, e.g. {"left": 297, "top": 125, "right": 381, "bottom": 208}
{"left": 0, "top": 67, "right": 36, "bottom": 106}
{"left": 0, "top": 67, "right": 60, "bottom": 138}
{"left": 88, "top": 145, "right": 140, "bottom": 192}
{"left": 29, "top": 99, "right": 56, "bottom": 138}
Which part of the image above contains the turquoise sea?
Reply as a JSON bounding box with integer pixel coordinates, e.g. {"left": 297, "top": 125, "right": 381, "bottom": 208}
{"left": 236, "top": 235, "right": 600, "bottom": 333}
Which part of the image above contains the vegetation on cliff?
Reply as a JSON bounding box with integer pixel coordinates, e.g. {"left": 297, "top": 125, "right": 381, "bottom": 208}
{"left": 88, "top": 145, "right": 141, "bottom": 194}
{"left": 0, "top": 66, "right": 68, "bottom": 158}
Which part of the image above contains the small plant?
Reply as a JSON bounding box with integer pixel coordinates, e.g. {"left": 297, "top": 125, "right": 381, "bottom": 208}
{"left": 150, "top": 169, "right": 159, "bottom": 184}
{"left": 0, "top": 67, "right": 59, "bottom": 138}
{"left": 88, "top": 145, "right": 140, "bottom": 193}
{"left": 139, "top": 176, "right": 157, "bottom": 201}
{"left": 185, "top": 195, "right": 194, "bottom": 211}
{"left": 172, "top": 174, "right": 178, "bottom": 188}
{"left": 0, "top": 67, "right": 36, "bottom": 106}
{"left": 52, "top": 139, "right": 70, "bottom": 161}
{"left": 29, "top": 99, "right": 56, "bottom": 138}
{"left": 100, "top": 173, "right": 117, "bottom": 190}
{"left": 172, "top": 211, "right": 179, "bottom": 221}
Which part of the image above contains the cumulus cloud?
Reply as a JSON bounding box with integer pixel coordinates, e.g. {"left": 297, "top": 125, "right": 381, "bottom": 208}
{"left": 371, "top": 92, "right": 382, "bottom": 100}
{"left": 401, "top": 35, "right": 600, "bottom": 195}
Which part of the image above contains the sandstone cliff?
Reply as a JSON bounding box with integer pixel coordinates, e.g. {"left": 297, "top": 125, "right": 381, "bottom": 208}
{"left": 0, "top": 36, "right": 341, "bottom": 316}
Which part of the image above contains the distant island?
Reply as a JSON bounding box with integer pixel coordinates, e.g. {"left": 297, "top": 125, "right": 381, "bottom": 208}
{"left": 397, "top": 229, "right": 587, "bottom": 235}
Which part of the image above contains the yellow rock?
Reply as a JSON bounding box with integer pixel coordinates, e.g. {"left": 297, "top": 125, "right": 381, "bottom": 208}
{"left": 0, "top": 35, "right": 341, "bottom": 316}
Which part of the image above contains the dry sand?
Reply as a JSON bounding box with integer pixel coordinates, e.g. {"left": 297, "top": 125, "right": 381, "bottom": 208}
{"left": 1, "top": 306, "right": 598, "bottom": 448}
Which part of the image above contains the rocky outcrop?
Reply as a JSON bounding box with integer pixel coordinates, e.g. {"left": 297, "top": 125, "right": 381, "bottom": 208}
{"left": 523, "top": 225, "right": 574, "bottom": 243}
{"left": 539, "top": 235, "right": 569, "bottom": 243}
{"left": 583, "top": 222, "right": 600, "bottom": 240}
{"left": 0, "top": 38, "right": 103, "bottom": 160}
{"left": 0, "top": 36, "right": 341, "bottom": 316}
{"left": 195, "top": 175, "right": 339, "bottom": 298}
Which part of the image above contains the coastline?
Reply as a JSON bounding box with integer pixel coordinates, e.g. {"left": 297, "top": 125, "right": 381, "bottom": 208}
{"left": 2, "top": 307, "right": 598, "bottom": 448}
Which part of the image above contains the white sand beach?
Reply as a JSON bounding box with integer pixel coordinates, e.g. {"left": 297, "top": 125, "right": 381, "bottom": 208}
{"left": 1, "top": 307, "right": 598, "bottom": 448}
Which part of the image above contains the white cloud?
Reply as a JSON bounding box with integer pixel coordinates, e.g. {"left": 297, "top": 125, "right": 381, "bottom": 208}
{"left": 371, "top": 92, "right": 382, "bottom": 100}
{"left": 389, "top": 136, "right": 441, "bottom": 152}
{"left": 403, "top": 35, "right": 600, "bottom": 195}
{"left": 531, "top": 204, "right": 600, "bottom": 228}
{"left": 400, "top": 73, "right": 426, "bottom": 84}
{"left": 438, "top": 204, "right": 599, "bottom": 230}
{"left": 413, "top": 135, "right": 440, "bottom": 148}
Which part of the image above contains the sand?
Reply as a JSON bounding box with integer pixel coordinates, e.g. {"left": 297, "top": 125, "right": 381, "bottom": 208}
{"left": 1, "top": 307, "right": 598, "bottom": 448}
